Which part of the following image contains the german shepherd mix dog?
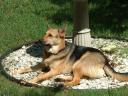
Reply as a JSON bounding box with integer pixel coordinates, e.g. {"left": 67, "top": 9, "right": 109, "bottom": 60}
{"left": 16, "top": 27, "right": 128, "bottom": 87}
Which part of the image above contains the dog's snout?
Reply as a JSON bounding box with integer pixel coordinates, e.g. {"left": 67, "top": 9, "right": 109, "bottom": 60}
{"left": 43, "top": 40, "right": 51, "bottom": 47}
{"left": 41, "top": 40, "right": 45, "bottom": 44}
{"left": 43, "top": 40, "right": 48, "bottom": 45}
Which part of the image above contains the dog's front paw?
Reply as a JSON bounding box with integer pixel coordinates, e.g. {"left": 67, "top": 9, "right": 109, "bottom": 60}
{"left": 10, "top": 67, "right": 25, "bottom": 75}
{"left": 10, "top": 66, "right": 32, "bottom": 75}
{"left": 27, "top": 77, "right": 39, "bottom": 85}
{"left": 19, "top": 80, "right": 39, "bottom": 87}
{"left": 27, "top": 80, "right": 38, "bottom": 85}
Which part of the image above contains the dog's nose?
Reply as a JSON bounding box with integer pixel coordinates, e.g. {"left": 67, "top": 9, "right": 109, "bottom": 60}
{"left": 43, "top": 40, "right": 50, "bottom": 46}
{"left": 39, "top": 39, "right": 45, "bottom": 44}
{"left": 43, "top": 40, "right": 47, "bottom": 45}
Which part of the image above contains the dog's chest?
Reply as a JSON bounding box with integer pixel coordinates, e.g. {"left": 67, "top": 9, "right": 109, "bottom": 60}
{"left": 49, "top": 45, "right": 59, "bottom": 54}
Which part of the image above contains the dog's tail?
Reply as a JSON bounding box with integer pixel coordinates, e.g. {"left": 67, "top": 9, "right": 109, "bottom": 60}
{"left": 104, "top": 64, "right": 128, "bottom": 81}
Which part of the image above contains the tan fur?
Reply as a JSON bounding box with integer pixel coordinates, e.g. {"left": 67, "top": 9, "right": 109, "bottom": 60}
{"left": 15, "top": 27, "right": 128, "bottom": 87}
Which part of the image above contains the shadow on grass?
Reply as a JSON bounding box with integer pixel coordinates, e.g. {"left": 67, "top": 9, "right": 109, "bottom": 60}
{"left": 31, "top": 0, "right": 73, "bottom": 25}
{"left": 41, "top": 0, "right": 128, "bottom": 35}
{"left": 46, "top": 0, "right": 73, "bottom": 25}
{"left": 33, "top": 0, "right": 128, "bottom": 33}
{"left": 90, "top": 0, "right": 128, "bottom": 33}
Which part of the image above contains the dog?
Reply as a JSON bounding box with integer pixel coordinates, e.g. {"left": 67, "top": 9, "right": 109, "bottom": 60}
{"left": 16, "top": 27, "right": 128, "bottom": 87}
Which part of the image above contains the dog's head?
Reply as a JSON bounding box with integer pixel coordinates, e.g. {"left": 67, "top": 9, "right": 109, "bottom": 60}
{"left": 43, "top": 27, "right": 66, "bottom": 54}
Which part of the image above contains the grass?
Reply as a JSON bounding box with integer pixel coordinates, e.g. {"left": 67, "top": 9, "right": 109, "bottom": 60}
{"left": 0, "top": 0, "right": 128, "bottom": 96}
{"left": 0, "top": 74, "right": 128, "bottom": 96}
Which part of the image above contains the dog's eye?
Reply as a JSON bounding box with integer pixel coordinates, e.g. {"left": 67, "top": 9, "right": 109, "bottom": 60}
{"left": 48, "top": 34, "right": 52, "bottom": 37}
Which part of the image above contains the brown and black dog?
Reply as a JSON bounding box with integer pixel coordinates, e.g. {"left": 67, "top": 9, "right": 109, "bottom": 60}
{"left": 16, "top": 27, "right": 128, "bottom": 86}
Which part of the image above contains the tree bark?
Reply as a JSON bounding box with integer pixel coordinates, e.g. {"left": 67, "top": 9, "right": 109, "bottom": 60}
{"left": 73, "top": 0, "right": 92, "bottom": 47}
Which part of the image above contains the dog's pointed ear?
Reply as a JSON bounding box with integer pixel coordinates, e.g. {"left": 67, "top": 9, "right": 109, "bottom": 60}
{"left": 58, "top": 27, "right": 66, "bottom": 38}
{"left": 47, "top": 24, "right": 51, "bottom": 30}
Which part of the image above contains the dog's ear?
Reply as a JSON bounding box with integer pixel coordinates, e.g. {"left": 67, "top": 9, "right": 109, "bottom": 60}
{"left": 58, "top": 28, "right": 66, "bottom": 38}
{"left": 47, "top": 24, "right": 52, "bottom": 30}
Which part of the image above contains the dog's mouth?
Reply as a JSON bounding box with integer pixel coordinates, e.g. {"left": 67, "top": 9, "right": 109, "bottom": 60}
{"left": 44, "top": 42, "right": 58, "bottom": 47}
{"left": 44, "top": 43, "right": 60, "bottom": 54}
{"left": 44, "top": 43, "right": 52, "bottom": 48}
{"left": 43, "top": 44, "right": 51, "bottom": 53}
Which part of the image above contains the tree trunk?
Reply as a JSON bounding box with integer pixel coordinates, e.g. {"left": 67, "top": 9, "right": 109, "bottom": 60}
{"left": 73, "top": 0, "right": 92, "bottom": 47}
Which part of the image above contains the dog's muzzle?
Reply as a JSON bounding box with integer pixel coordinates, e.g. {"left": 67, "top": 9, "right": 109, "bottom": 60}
{"left": 43, "top": 41, "right": 52, "bottom": 51}
{"left": 43, "top": 41, "right": 51, "bottom": 47}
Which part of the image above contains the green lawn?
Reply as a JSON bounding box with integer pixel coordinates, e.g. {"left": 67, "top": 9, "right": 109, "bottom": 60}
{"left": 0, "top": 0, "right": 128, "bottom": 96}
{"left": 0, "top": 75, "right": 128, "bottom": 96}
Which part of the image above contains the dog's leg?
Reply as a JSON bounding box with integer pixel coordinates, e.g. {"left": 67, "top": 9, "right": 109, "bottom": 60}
{"left": 28, "top": 68, "right": 60, "bottom": 84}
{"left": 64, "top": 68, "right": 82, "bottom": 87}
{"left": 55, "top": 76, "right": 73, "bottom": 82}
{"left": 28, "top": 60, "right": 65, "bottom": 84}
{"left": 10, "top": 66, "right": 32, "bottom": 75}
{"left": 11, "top": 62, "right": 45, "bottom": 74}
{"left": 64, "top": 74, "right": 81, "bottom": 86}
{"left": 30, "top": 62, "right": 46, "bottom": 71}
